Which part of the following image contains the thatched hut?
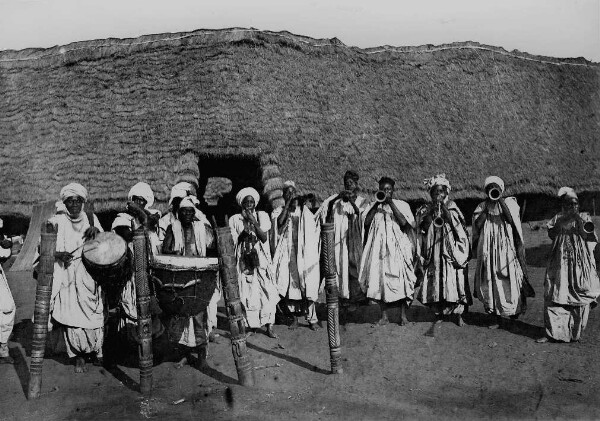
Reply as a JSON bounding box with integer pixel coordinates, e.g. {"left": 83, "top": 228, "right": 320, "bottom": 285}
{"left": 1, "top": 28, "right": 599, "bottom": 230}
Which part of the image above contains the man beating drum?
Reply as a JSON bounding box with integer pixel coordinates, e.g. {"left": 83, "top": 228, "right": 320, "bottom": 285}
{"left": 48, "top": 183, "right": 103, "bottom": 373}
{"left": 161, "top": 195, "right": 217, "bottom": 369}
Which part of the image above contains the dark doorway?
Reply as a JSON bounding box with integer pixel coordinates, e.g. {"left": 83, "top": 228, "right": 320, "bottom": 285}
{"left": 197, "top": 154, "right": 265, "bottom": 227}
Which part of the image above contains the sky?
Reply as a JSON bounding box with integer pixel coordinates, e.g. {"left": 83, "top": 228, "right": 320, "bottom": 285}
{"left": 0, "top": 0, "right": 599, "bottom": 62}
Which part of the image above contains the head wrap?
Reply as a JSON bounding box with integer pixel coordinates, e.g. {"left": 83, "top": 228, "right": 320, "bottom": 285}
{"left": 60, "top": 183, "right": 88, "bottom": 202}
{"left": 283, "top": 180, "right": 296, "bottom": 188}
{"left": 484, "top": 176, "right": 505, "bottom": 193}
{"left": 378, "top": 177, "right": 395, "bottom": 187}
{"left": 179, "top": 196, "right": 200, "bottom": 209}
{"left": 557, "top": 187, "right": 578, "bottom": 200}
{"left": 236, "top": 187, "right": 260, "bottom": 207}
{"left": 128, "top": 182, "right": 154, "bottom": 208}
{"left": 169, "top": 182, "right": 196, "bottom": 205}
{"left": 424, "top": 174, "right": 451, "bottom": 192}
{"left": 344, "top": 170, "right": 359, "bottom": 182}
{"left": 0, "top": 218, "right": 3, "bottom": 229}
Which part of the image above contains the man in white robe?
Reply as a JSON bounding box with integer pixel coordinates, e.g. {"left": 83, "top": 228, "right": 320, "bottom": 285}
{"left": 272, "top": 181, "right": 321, "bottom": 330}
{"left": 0, "top": 219, "right": 14, "bottom": 364}
{"left": 315, "top": 170, "right": 369, "bottom": 317}
{"left": 359, "top": 177, "right": 417, "bottom": 325}
{"left": 49, "top": 183, "right": 103, "bottom": 373}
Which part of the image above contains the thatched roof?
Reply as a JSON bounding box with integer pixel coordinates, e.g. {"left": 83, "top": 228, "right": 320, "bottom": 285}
{"left": 1, "top": 28, "right": 598, "bottom": 215}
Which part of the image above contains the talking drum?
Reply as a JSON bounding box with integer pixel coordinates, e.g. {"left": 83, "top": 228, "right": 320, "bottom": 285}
{"left": 150, "top": 255, "right": 219, "bottom": 317}
{"left": 82, "top": 232, "right": 131, "bottom": 288}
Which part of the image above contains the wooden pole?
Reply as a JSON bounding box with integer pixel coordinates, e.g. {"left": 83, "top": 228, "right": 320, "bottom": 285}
{"left": 320, "top": 222, "right": 342, "bottom": 374}
{"left": 215, "top": 226, "right": 255, "bottom": 387}
{"left": 133, "top": 228, "right": 153, "bottom": 395}
{"left": 28, "top": 222, "right": 57, "bottom": 399}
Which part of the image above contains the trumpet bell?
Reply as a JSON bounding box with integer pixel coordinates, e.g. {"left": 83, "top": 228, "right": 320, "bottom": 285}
{"left": 583, "top": 221, "right": 595, "bottom": 234}
{"left": 433, "top": 216, "right": 444, "bottom": 228}
{"left": 488, "top": 188, "right": 501, "bottom": 201}
{"left": 375, "top": 191, "right": 387, "bottom": 203}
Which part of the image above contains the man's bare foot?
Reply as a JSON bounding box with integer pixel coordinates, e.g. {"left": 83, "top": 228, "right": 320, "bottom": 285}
{"left": 376, "top": 317, "right": 389, "bottom": 326}
{"left": 175, "top": 356, "right": 188, "bottom": 369}
{"left": 309, "top": 322, "right": 321, "bottom": 331}
{"left": 74, "top": 356, "right": 87, "bottom": 373}
{"left": 288, "top": 317, "right": 300, "bottom": 330}
{"left": 536, "top": 337, "right": 549, "bottom": 344}
{"left": 266, "top": 325, "right": 278, "bottom": 339}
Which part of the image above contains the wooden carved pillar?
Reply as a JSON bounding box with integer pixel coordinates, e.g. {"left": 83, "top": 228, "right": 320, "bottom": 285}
{"left": 133, "top": 228, "right": 153, "bottom": 395}
{"left": 28, "top": 222, "right": 57, "bottom": 399}
{"left": 320, "top": 222, "right": 342, "bottom": 374}
{"left": 215, "top": 226, "right": 255, "bottom": 387}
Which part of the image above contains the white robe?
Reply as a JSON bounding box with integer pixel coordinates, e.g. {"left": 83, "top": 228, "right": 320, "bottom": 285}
{"left": 271, "top": 205, "right": 320, "bottom": 302}
{"left": 358, "top": 200, "right": 417, "bottom": 303}
{"left": 0, "top": 254, "right": 15, "bottom": 343}
{"left": 315, "top": 195, "right": 368, "bottom": 299}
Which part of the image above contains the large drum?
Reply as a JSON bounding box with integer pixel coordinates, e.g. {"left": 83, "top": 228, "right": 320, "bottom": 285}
{"left": 82, "top": 232, "right": 131, "bottom": 288}
{"left": 150, "top": 254, "right": 219, "bottom": 317}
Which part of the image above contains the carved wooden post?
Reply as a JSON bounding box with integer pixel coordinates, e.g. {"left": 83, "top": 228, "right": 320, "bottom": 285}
{"left": 215, "top": 226, "right": 255, "bottom": 387}
{"left": 133, "top": 228, "right": 153, "bottom": 395}
{"left": 320, "top": 222, "right": 342, "bottom": 374}
{"left": 28, "top": 222, "right": 57, "bottom": 399}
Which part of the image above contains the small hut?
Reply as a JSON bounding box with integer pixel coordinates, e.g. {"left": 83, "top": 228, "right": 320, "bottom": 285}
{"left": 0, "top": 28, "right": 598, "bottom": 228}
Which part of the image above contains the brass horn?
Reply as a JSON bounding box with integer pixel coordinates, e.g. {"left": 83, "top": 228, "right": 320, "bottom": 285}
{"left": 583, "top": 221, "right": 595, "bottom": 234}
{"left": 488, "top": 187, "right": 502, "bottom": 201}
{"left": 375, "top": 190, "right": 387, "bottom": 203}
{"left": 433, "top": 202, "right": 444, "bottom": 228}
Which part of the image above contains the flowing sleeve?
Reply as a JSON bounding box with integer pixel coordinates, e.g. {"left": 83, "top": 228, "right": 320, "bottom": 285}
{"left": 258, "top": 211, "right": 272, "bottom": 232}
{"left": 395, "top": 200, "right": 415, "bottom": 228}
{"left": 447, "top": 203, "right": 470, "bottom": 267}
{"left": 470, "top": 201, "right": 486, "bottom": 254}
{"left": 503, "top": 197, "right": 523, "bottom": 242}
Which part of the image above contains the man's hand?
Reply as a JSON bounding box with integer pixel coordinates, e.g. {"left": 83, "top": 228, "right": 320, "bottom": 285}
{"left": 55, "top": 251, "right": 73, "bottom": 267}
{"left": 84, "top": 226, "right": 100, "bottom": 241}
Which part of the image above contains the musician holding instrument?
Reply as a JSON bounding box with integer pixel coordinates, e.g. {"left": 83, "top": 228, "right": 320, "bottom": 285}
{"left": 537, "top": 187, "right": 600, "bottom": 343}
{"left": 314, "top": 170, "right": 368, "bottom": 317}
{"left": 48, "top": 183, "right": 104, "bottom": 373}
{"left": 271, "top": 181, "right": 321, "bottom": 331}
{"left": 158, "top": 181, "right": 197, "bottom": 245}
{"left": 0, "top": 217, "right": 15, "bottom": 364}
{"left": 111, "top": 182, "right": 164, "bottom": 355}
{"left": 472, "top": 176, "right": 532, "bottom": 329}
{"left": 358, "top": 177, "right": 417, "bottom": 326}
{"left": 415, "top": 174, "right": 471, "bottom": 326}
{"left": 161, "top": 195, "right": 216, "bottom": 368}
{"left": 229, "top": 187, "right": 279, "bottom": 339}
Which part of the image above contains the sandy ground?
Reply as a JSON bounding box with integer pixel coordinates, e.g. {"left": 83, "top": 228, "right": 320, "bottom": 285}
{"left": 1, "top": 222, "right": 600, "bottom": 421}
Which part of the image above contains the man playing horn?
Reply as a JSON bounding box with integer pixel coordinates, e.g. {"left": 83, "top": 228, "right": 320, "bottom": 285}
{"left": 0, "top": 218, "right": 15, "bottom": 364}
{"left": 359, "top": 177, "right": 417, "bottom": 326}
{"left": 162, "top": 195, "right": 216, "bottom": 368}
{"left": 229, "top": 187, "right": 279, "bottom": 338}
{"left": 472, "top": 176, "right": 532, "bottom": 329}
{"left": 272, "top": 181, "right": 321, "bottom": 331}
{"left": 49, "top": 183, "right": 103, "bottom": 373}
{"left": 537, "top": 187, "right": 600, "bottom": 343}
{"left": 315, "top": 170, "right": 368, "bottom": 319}
{"left": 415, "top": 174, "right": 471, "bottom": 326}
{"left": 111, "top": 182, "right": 164, "bottom": 355}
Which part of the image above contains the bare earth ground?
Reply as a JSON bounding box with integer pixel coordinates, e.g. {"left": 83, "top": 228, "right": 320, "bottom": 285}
{"left": 2, "top": 222, "right": 600, "bottom": 421}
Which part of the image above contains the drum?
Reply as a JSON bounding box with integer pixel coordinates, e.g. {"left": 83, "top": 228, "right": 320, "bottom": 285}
{"left": 150, "top": 254, "right": 219, "bottom": 317}
{"left": 82, "top": 232, "right": 131, "bottom": 288}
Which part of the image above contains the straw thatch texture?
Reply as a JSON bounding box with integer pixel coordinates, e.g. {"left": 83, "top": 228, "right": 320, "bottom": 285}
{"left": 0, "top": 28, "right": 598, "bottom": 216}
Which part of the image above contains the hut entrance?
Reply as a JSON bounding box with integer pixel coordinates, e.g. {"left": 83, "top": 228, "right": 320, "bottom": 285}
{"left": 197, "top": 154, "right": 264, "bottom": 227}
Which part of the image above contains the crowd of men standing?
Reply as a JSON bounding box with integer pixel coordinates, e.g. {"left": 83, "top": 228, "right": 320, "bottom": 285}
{"left": 0, "top": 171, "right": 598, "bottom": 371}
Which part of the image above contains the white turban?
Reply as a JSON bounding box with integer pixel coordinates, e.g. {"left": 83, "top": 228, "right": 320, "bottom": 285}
{"left": 284, "top": 180, "right": 296, "bottom": 188}
{"left": 0, "top": 218, "right": 3, "bottom": 229}
{"left": 558, "top": 187, "right": 578, "bottom": 200}
{"left": 484, "top": 176, "right": 505, "bottom": 193}
{"left": 128, "top": 182, "right": 154, "bottom": 208}
{"left": 60, "top": 183, "right": 88, "bottom": 202}
{"left": 169, "top": 182, "right": 196, "bottom": 205}
{"left": 424, "top": 174, "right": 451, "bottom": 192}
{"left": 179, "top": 196, "right": 200, "bottom": 209}
{"left": 236, "top": 187, "right": 260, "bottom": 207}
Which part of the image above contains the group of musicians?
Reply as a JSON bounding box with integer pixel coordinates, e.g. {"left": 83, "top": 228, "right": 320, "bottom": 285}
{"left": 0, "top": 171, "right": 598, "bottom": 371}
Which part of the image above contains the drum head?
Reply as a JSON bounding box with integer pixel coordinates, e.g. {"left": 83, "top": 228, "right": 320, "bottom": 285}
{"left": 83, "top": 232, "right": 127, "bottom": 266}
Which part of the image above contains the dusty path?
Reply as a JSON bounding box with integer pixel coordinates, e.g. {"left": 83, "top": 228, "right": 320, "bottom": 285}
{"left": 1, "top": 223, "right": 599, "bottom": 420}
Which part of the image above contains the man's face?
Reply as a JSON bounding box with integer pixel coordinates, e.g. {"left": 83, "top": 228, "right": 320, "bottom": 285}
{"left": 562, "top": 197, "right": 579, "bottom": 215}
{"left": 242, "top": 196, "right": 256, "bottom": 212}
{"left": 131, "top": 195, "right": 147, "bottom": 209}
{"left": 283, "top": 186, "right": 296, "bottom": 202}
{"left": 344, "top": 177, "right": 358, "bottom": 192}
{"left": 64, "top": 196, "right": 84, "bottom": 216}
{"left": 379, "top": 182, "right": 394, "bottom": 199}
{"left": 430, "top": 185, "right": 447, "bottom": 203}
{"left": 178, "top": 207, "right": 195, "bottom": 225}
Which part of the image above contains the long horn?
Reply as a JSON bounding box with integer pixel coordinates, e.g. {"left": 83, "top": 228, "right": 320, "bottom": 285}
{"left": 488, "top": 188, "right": 501, "bottom": 201}
{"left": 375, "top": 191, "right": 386, "bottom": 203}
{"left": 583, "top": 221, "right": 595, "bottom": 234}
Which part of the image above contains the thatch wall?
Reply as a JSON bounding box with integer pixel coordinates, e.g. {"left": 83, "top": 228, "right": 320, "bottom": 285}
{"left": 0, "top": 28, "right": 598, "bottom": 216}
